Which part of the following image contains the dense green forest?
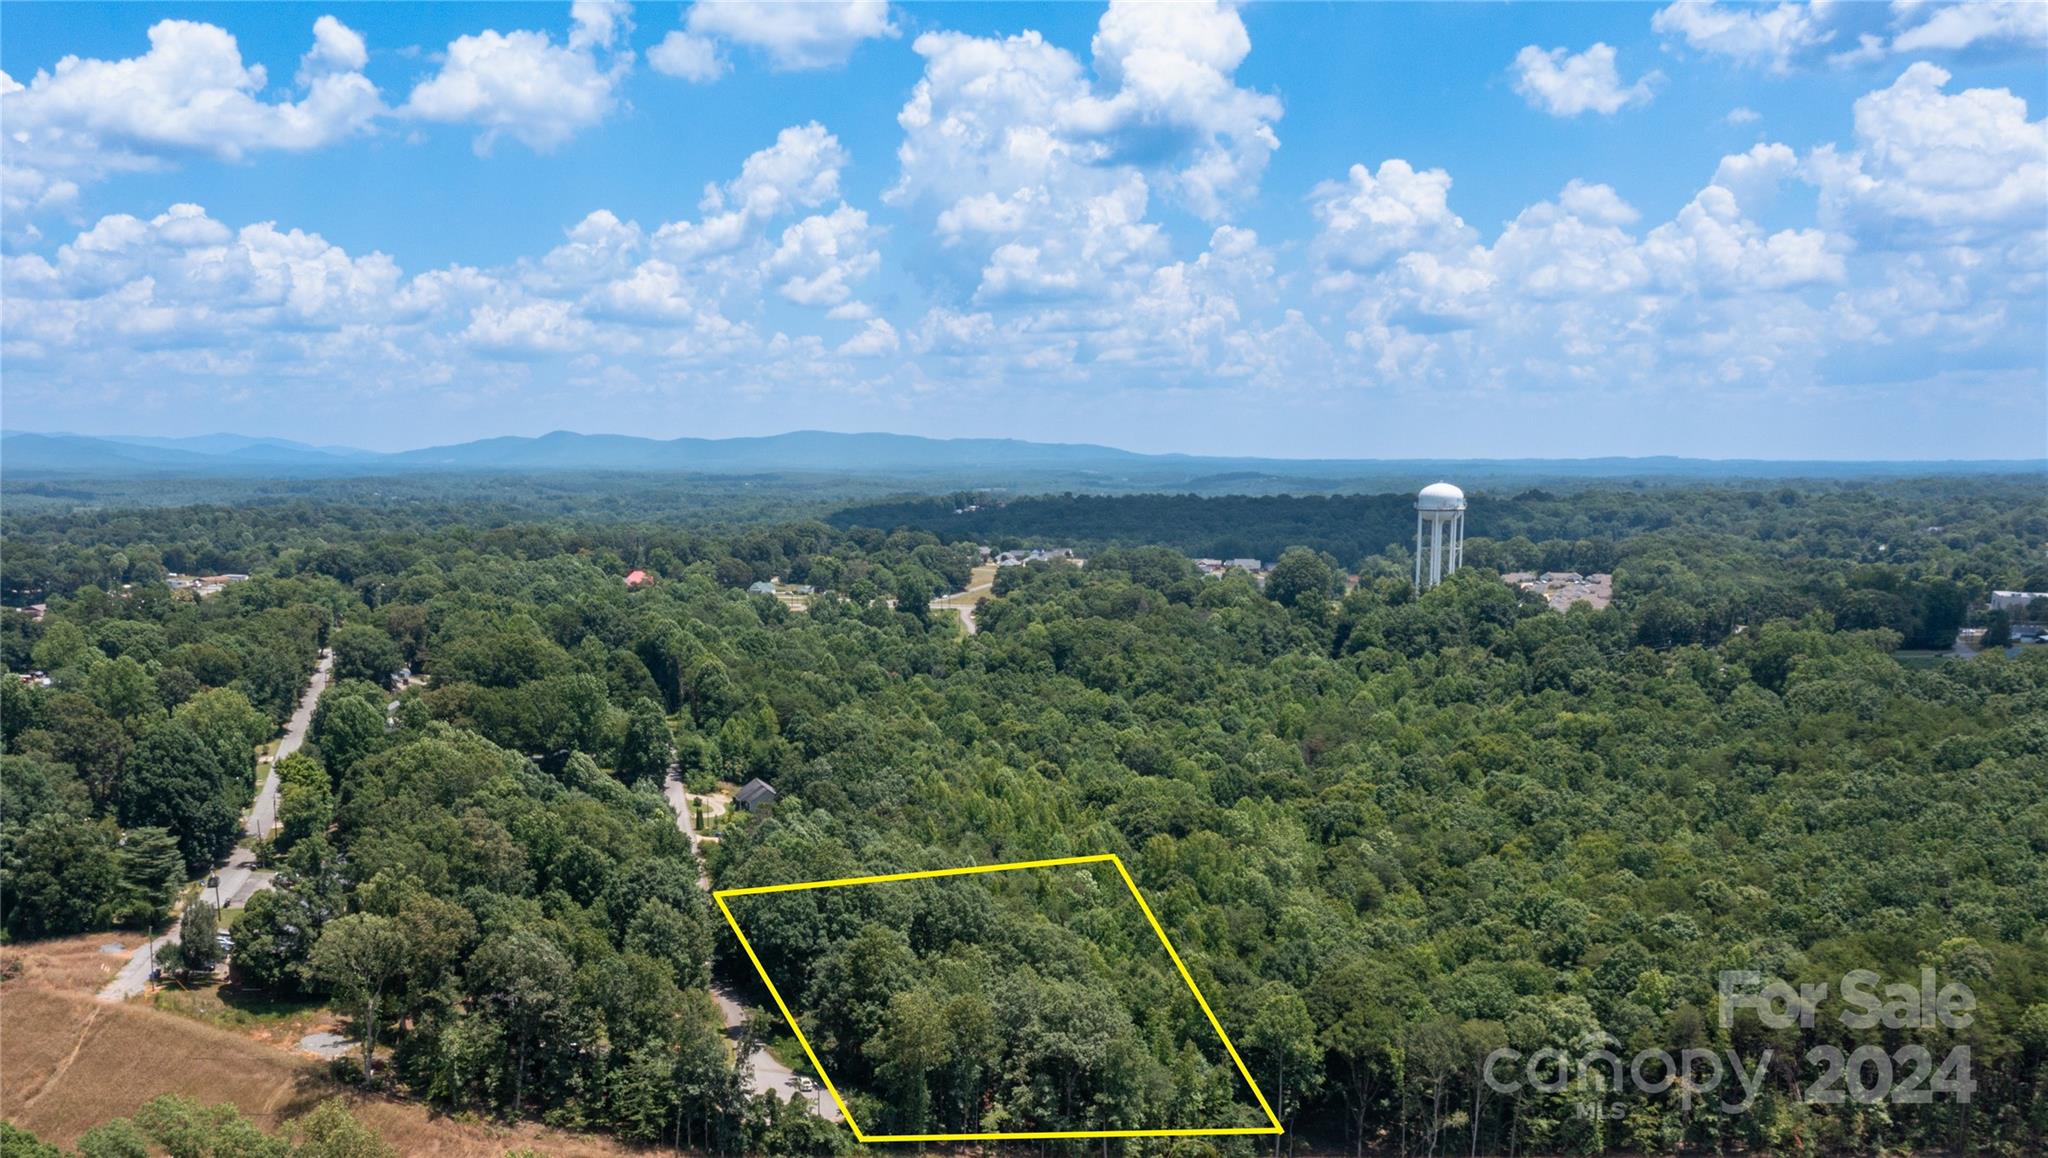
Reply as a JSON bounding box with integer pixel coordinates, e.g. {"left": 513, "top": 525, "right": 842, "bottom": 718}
{"left": 839, "top": 481, "right": 2045, "bottom": 583}
{"left": 0, "top": 470, "right": 909, "bottom": 521}
{"left": 4, "top": 477, "right": 2046, "bottom": 1155}
{"left": 717, "top": 856, "right": 1279, "bottom": 1138}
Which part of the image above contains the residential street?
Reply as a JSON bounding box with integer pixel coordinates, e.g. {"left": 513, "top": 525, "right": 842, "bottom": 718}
{"left": 96, "top": 923, "right": 174, "bottom": 1003}
{"left": 96, "top": 648, "right": 333, "bottom": 1002}
{"left": 938, "top": 599, "right": 980, "bottom": 635}
{"left": 930, "top": 564, "right": 996, "bottom": 635}
{"left": 247, "top": 645, "right": 331, "bottom": 838}
{"left": 664, "top": 770, "right": 842, "bottom": 1123}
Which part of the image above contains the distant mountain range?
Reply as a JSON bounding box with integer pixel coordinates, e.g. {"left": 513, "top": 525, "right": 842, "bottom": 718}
{"left": 1, "top": 432, "right": 378, "bottom": 474}
{"left": 2, "top": 429, "right": 2040, "bottom": 485}
{"left": 0, "top": 430, "right": 1164, "bottom": 477}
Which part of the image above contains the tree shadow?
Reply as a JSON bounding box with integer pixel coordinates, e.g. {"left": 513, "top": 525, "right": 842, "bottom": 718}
{"left": 215, "top": 984, "right": 329, "bottom": 1020}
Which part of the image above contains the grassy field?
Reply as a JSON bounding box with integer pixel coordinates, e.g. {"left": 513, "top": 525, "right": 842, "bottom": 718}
{"left": 0, "top": 933, "right": 643, "bottom": 1156}
{"left": 929, "top": 562, "right": 1000, "bottom": 635}
{"left": 145, "top": 981, "right": 331, "bottom": 1046}
{"left": 931, "top": 562, "right": 999, "bottom": 610}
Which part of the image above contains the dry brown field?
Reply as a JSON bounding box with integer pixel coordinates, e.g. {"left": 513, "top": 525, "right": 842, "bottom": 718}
{"left": 0, "top": 933, "right": 643, "bottom": 1156}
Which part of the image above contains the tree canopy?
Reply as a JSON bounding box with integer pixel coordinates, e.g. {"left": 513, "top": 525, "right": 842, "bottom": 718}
{"left": 3, "top": 475, "right": 2043, "bottom": 1155}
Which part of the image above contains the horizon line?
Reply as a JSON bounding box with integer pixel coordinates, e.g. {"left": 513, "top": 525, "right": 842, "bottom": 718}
{"left": 4, "top": 428, "right": 2043, "bottom": 468}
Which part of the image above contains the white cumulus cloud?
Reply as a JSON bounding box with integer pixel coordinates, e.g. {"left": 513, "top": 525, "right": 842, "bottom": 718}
{"left": 5, "top": 18, "right": 2040, "bottom": 447}
{"left": 766, "top": 205, "right": 880, "bottom": 309}
{"left": 404, "top": 5, "right": 633, "bottom": 153}
{"left": 302, "top": 15, "right": 369, "bottom": 79}
{"left": 1512, "top": 43, "right": 1659, "bottom": 116}
{"left": 1809, "top": 61, "right": 2048, "bottom": 245}
{"left": 1, "top": 17, "right": 381, "bottom": 213}
{"left": 657, "top": 122, "right": 850, "bottom": 261}
{"left": 649, "top": 31, "right": 727, "bottom": 82}
{"left": 1891, "top": 0, "right": 2048, "bottom": 52}
{"left": 678, "top": 0, "right": 895, "bottom": 71}
{"left": 838, "top": 317, "right": 899, "bottom": 356}
{"left": 1063, "top": 0, "right": 1282, "bottom": 218}
{"left": 1652, "top": 1, "right": 1834, "bottom": 71}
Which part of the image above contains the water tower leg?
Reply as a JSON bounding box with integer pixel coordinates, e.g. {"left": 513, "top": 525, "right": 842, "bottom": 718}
{"left": 1414, "top": 513, "right": 1424, "bottom": 589}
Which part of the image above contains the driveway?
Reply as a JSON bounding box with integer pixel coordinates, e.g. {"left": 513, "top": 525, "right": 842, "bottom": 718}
{"left": 665, "top": 769, "right": 842, "bottom": 1123}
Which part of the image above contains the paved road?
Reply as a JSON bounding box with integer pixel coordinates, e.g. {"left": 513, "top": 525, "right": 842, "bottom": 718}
{"left": 941, "top": 601, "right": 980, "bottom": 634}
{"left": 930, "top": 579, "right": 992, "bottom": 635}
{"left": 97, "top": 649, "right": 333, "bottom": 1003}
{"left": 664, "top": 771, "right": 842, "bottom": 1123}
{"left": 246, "top": 647, "right": 331, "bottom": 840}
{"left": 97, "top": 926, "right": 175, "bottom": 1003}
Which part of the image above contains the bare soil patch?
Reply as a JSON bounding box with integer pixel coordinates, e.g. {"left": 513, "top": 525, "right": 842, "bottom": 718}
{"left": 1, "top": 947, "right": 645, "bottom": 1156}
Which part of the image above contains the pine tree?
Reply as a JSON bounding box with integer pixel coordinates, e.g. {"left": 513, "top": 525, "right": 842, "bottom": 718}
{"left": 116, "top": 826, "right": 185, "bottom": 925}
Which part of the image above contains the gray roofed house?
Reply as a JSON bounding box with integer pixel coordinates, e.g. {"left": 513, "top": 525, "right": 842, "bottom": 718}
{"left": 735, "top": 778, "right": 779, "bottom": 812}
{"left": 748, "top": 581, "right": 777, "bottom": 595}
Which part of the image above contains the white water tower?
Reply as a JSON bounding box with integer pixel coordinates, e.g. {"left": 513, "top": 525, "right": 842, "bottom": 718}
{"left": 1414, "top": 482, "right": 1466, "bottom": 590}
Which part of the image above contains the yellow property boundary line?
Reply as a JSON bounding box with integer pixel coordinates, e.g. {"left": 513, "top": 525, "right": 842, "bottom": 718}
{"left": 713, "top": 852, "right": 1284, "bottom": 1143}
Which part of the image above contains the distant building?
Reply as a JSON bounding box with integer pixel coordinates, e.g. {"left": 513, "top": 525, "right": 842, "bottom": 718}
{"left": 748, "top": 581, "right": 777, "bottom": 595}
{"left": 1506, "top": 571, "right": 1614, "bottom": 612}
{"left": 625, "top": 569, "right": 651, "bottom": 588}
{"left": 735, "top": 778, "right": 779, "bottom": 812}
{"left": 1990, "top": 590, "right": 2048, "bottom": 611}
{"left": 995, "top": 547, "right": 1078, "bottom": 567}
{"left": 1193, "top": 557, "right": 1267, "bottom": 579}
{"left": 166, "top": 572, "right": 247, "bottom": 598}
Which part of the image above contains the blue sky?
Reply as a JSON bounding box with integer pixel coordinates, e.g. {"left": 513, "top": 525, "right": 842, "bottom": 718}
{"left": 3, "top": 1, "right": 2043, "bottom": 458}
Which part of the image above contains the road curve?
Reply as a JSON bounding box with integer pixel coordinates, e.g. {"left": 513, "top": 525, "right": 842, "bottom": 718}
{"left": 930, "top": 579, "right": 991, "bottom": 635}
